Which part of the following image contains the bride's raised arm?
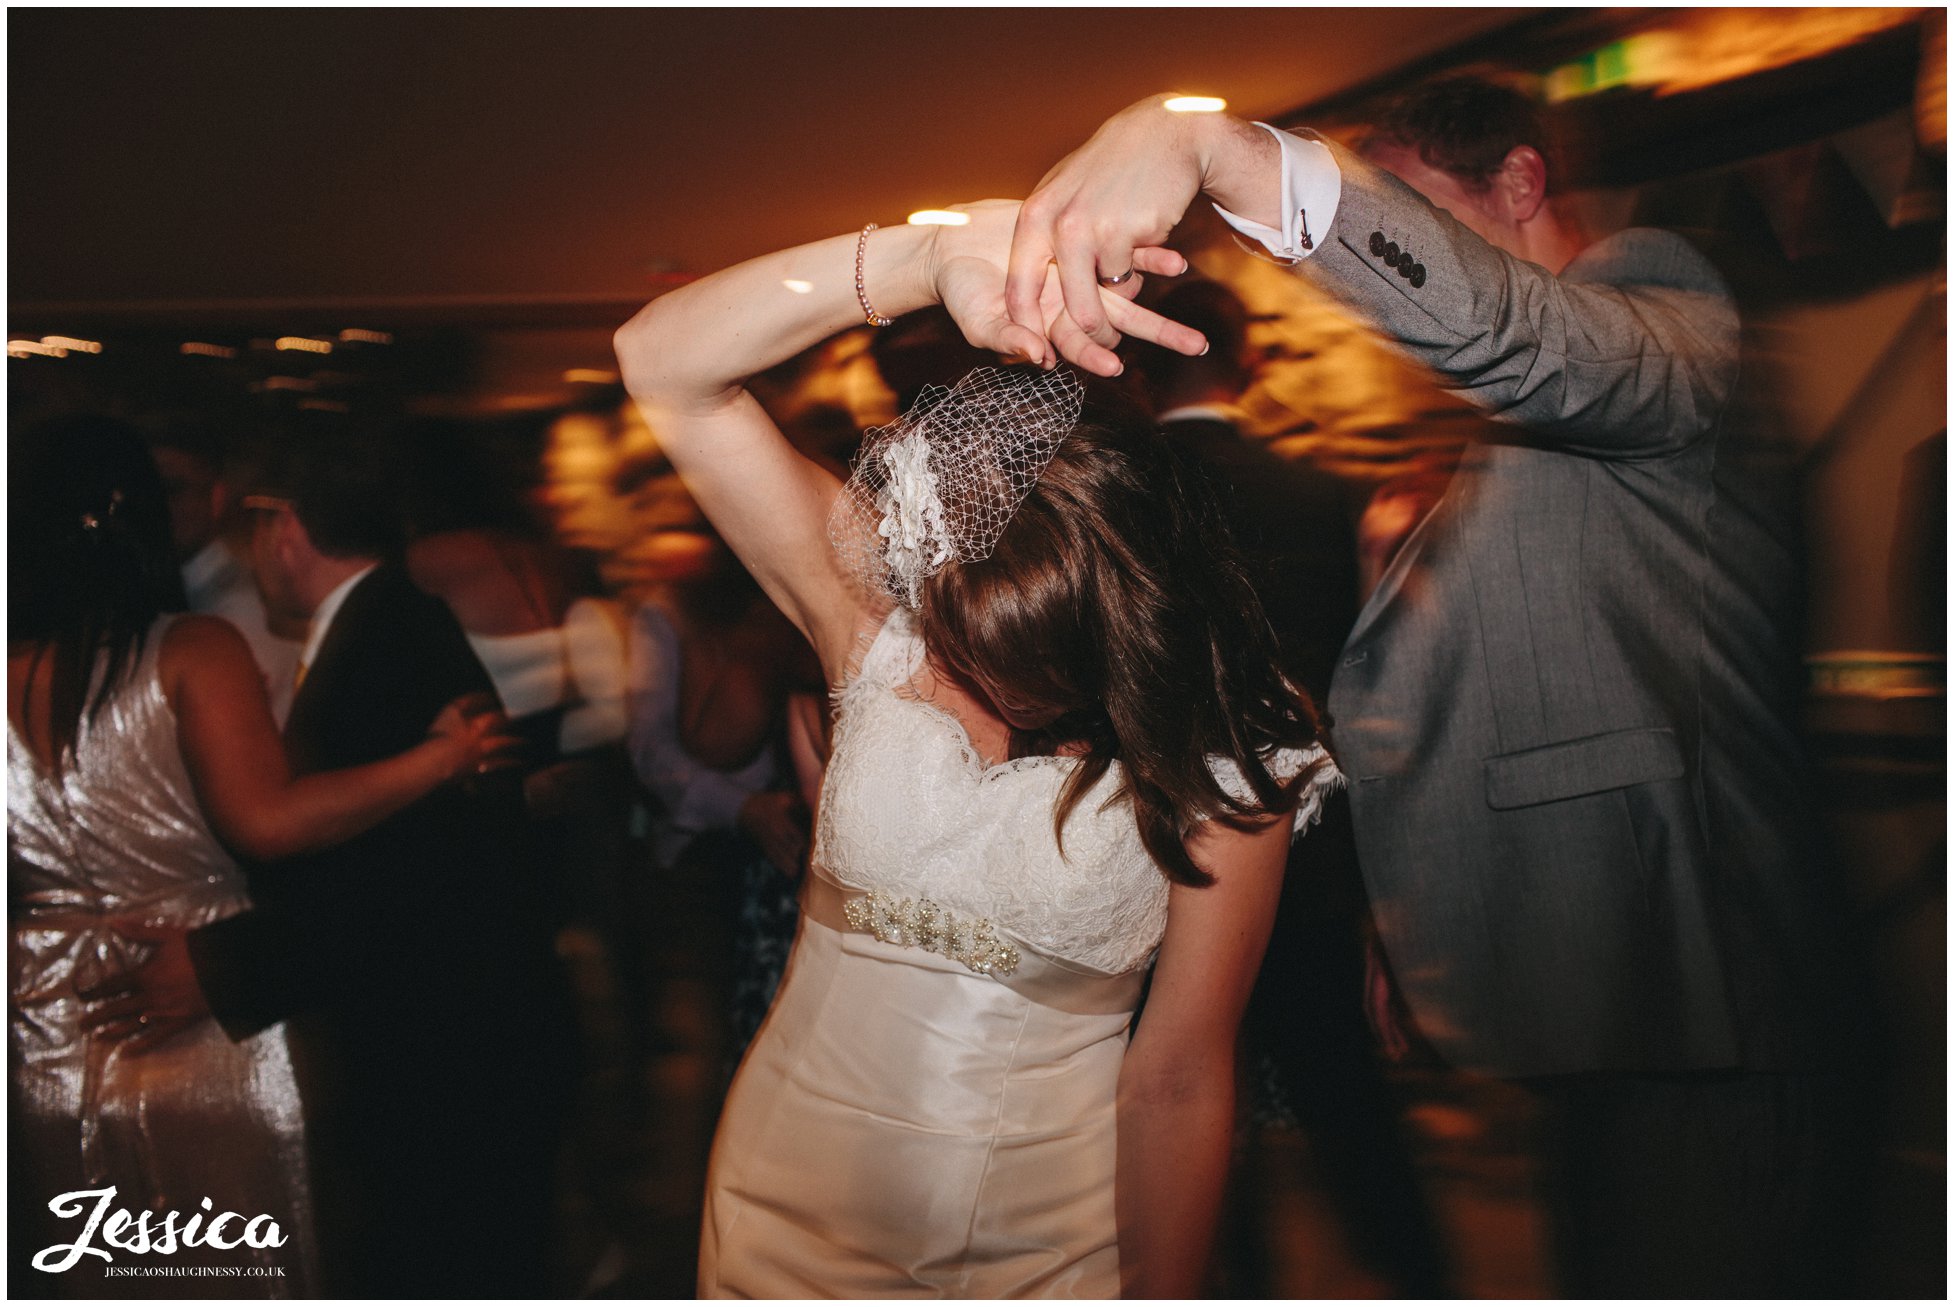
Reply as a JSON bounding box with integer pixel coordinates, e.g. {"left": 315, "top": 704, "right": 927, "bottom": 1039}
{"left": 615, "top": 208, "right": 1004, "bottom": 678}
{"left": 613, "top": 203, "right": 1206, "bottom": 679}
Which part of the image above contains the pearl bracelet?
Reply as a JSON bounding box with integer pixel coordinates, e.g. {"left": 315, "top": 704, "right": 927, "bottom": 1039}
{"left": 855, "top": 223, "right": 893, "bottom": 327}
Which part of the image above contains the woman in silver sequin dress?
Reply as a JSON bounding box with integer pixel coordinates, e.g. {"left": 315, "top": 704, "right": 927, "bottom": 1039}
{"left": 8, "top": 417, "right": 514, "bottom": 1297}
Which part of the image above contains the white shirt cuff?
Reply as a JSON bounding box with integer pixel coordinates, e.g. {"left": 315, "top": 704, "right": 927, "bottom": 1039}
{"left": 1210, "top": 124, "right": 1341, "bottom": 265}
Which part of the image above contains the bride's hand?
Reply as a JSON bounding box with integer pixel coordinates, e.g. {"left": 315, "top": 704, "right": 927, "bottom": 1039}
{"left": 927, "top": 201, "right": 1209, "bottom": 376}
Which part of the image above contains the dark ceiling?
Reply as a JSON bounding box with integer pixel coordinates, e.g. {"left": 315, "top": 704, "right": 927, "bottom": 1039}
{"left": 11, "top": 8, "right": 1527, "bottom": 313}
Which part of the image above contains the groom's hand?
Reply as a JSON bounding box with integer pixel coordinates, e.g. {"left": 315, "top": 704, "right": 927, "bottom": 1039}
{"left": 1007, "top": 96, "right": 1281, "bottom": 372}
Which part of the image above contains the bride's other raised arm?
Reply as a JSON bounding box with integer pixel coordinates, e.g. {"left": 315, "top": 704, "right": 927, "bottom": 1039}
{"left": 613, "top": 204, "right": 1206, "bottom": 679}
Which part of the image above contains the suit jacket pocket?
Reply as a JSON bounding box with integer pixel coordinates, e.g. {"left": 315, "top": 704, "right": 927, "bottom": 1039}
{"left": 1483, "top": 727, "right": 1684, "bottom": 810}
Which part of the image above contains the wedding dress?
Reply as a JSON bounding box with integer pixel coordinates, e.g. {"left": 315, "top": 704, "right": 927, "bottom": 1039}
{"left": 699, "top": 608, "right": 1336, "bottom": 1297}
{"left": 10, "top": 616, "right": 320, "bottom": 1295}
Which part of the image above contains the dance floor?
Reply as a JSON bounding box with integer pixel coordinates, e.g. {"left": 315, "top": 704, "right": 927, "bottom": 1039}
{"left": 547, "top": 839, "right": 1941, "bottom": 1299}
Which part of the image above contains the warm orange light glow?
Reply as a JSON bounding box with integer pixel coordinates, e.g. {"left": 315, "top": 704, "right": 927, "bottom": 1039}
{"left": 1164, "top": 96, "right": 1227, "bottom": 114}
{"left": 563, "top": 368, "right": 621, "bottom": 384}
{"left": 8, "top": 340, "right": 67, "bottom": 359}
{"left": 181, "top": 342, "right": 239, "bottom": 359}
{"left": 274, "top": 336, "right": 334, "bottom": 354}
{"left": 1661, "top": 8, "right": 1916, "bottom": 96}
{"left": 906, "top": 210, "right": 970, "bottom": 226}
{"left": 337, "top": 328, "right": 393, "bottom": 345}
{"left": 41, "top": 336, "right": 101, "bottom": 354}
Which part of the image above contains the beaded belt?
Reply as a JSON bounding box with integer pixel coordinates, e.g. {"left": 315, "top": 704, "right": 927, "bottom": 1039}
{"left": 802, "top": 872, "right": 1146, "bottom": 1017}
{"left": 843, "top": 889, "right": 1021, "bottom": 976}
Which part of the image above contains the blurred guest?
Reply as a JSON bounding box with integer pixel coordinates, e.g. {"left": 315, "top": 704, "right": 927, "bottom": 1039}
{"left": 626, "top": 526, "right": 818, "bottom": 1066}
{"left": 110, "top": 416, "right": 576, "bottom": 1297}
{"left": 783, "top": 690, "right": 833, "bottom": 816}
{"left": 1131, "top": 280, "right": 1448, "bottom": 1298}
{"left": 398, "top": 416, "right": 634, "bottom": 1009}
{"left": 1016, "top": 74, "right": 1860, "bottom": 1298}
{"left": 139, "top": 412, "right": 302, "bottom": 723}
{"left": 400, "top": 417, "right": 629, "bottom": 765}
{"left": 8, "top": 416, "right": 511, "bottom": 1297}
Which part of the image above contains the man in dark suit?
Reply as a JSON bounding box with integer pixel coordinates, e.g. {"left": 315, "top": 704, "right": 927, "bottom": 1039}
{"left": 120, "top": 422, "right": 572, "bottom": 1296}
{"left": 1008, "top": 76, "right": 1856, "bottom": 1297}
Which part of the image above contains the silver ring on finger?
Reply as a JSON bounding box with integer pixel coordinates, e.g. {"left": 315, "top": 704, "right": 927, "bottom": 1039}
{"left": 1097, "top": 268, "right": 1135, "bottom": 287}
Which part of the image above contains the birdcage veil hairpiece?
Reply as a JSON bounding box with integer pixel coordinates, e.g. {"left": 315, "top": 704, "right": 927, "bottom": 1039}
{"left": 828, "top": 365, "right": 1086, "bottom": 609}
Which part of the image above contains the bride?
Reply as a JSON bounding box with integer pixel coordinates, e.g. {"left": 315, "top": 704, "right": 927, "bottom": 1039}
{"left": 615, "top": 200, "right": 1341, "bottom": 1298}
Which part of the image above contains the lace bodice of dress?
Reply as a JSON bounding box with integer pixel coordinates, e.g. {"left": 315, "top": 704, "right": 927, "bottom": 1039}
{"left": 811, "top": 609, "right": 1339, "bottom": 976}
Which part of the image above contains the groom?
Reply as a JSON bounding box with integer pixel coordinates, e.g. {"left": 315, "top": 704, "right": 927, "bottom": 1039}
{"left": 997, "top": 78, "right": 1857, "bottom": 1297}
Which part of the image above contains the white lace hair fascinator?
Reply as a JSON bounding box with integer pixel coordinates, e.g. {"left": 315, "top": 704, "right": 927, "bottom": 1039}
{"left": 829, "top": 365, "right": 1086, "bottom": 608}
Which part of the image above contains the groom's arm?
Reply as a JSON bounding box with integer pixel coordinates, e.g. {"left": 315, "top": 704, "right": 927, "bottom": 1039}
{"left": 1010, "top": 99, "right": 1738, "bottom": 459}
{"left": 1237, "top": 129, "right": 1738, "bottom": 458}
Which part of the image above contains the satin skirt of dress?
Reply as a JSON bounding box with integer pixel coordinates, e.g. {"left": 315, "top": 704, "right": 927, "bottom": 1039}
{"left": 700, "top": 913, "right": 1138, "bottom": 1299}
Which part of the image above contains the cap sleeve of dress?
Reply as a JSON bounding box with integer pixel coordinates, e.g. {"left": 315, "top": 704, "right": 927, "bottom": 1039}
{"left": 1206, "top": 742, "right": 1345, "bottom": 839}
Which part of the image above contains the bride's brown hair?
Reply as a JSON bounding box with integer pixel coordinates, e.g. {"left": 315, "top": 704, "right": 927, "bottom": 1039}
{"left": 919, "top": 411, "right": 1331, "bottom": 887}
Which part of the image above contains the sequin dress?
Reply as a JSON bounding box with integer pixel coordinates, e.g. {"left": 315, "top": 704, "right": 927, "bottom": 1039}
{"left": 698, "top": 609, "right": 1337, "bottom": 1297}
{"left": 10, "top": 617, "right": 319, "bottom": 1295}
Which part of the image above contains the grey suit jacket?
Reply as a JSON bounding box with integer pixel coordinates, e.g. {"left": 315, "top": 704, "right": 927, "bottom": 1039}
{"left": 1308, "top": 137, "right": 1841, "bottom": 1077}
